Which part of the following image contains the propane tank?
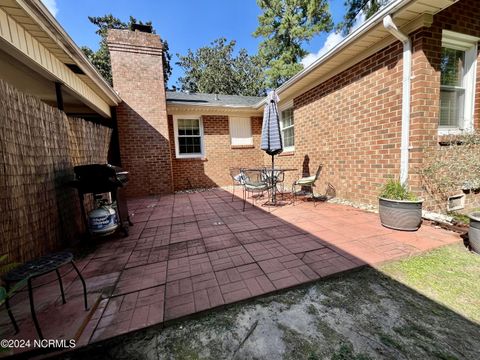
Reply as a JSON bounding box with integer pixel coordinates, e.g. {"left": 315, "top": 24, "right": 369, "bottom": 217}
{"left": 88, "top": 196, "right": 119, "bottom": 236}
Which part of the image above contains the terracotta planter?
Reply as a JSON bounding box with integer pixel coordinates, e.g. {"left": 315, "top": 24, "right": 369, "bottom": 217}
{"left": 468, "top": 212, "right": 480, "bottom": 254}
{"left": 379, "top": 197, "right": 423, "bottom": 231}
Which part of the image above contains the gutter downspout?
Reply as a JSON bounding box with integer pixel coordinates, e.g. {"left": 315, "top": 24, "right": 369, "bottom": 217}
{"left": 383, "top": 15, "right": 411, "bottom": 186}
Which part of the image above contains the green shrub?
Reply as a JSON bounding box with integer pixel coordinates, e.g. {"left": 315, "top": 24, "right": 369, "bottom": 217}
{"left": 380, "top": 179, "right": 418, "bottom": 201}
{"left": 421, "top": 131, "right": 480, "bottom": 196}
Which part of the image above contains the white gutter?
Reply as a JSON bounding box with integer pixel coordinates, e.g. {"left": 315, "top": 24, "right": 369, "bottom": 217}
{"left": 383, "top": 15, "right": 411, "bottom": 186}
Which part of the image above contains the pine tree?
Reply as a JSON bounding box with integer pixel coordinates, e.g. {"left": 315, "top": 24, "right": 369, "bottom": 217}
{"left": 253, "top": 0, "right": 333, "bottom": 89}
{"left": 338, "top": 0, "right": 391, "bottom": 35}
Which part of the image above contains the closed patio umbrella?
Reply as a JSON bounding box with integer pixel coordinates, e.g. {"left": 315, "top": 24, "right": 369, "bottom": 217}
{"left": 261, "top": 90, "right": 283, "bottom": 204}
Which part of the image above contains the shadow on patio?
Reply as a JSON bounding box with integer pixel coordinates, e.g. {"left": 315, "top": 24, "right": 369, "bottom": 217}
{"left": 0, "top": 188, "right": 468, "bottom": 358}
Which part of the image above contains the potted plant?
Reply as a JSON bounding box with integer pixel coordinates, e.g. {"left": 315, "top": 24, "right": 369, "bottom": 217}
{"left": 468, "top": 212, "right": 480, "bottom": 254}
{"left": 379, "top": 179, "right": 423, "bottom": 231}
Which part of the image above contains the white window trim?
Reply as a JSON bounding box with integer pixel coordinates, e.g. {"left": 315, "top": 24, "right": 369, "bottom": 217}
{"left": 229, "top": 117, "right": 253, "bottom": 146}
{"left": 173, "top": 115, "right": 205, "bottom": 159}
{"left": 439, "top": 30, "right": 479, "bottom": 135}
{"left": 280, "top": 103, "right": 295, "bottom": 152}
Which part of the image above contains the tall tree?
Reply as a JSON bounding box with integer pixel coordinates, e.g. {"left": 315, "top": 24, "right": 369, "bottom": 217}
{"left": 81, "top": 14, "right": 172, "bottom": 86}
{"left": 338, "top": 0, "right": 391, "bottom": 35}
{"left": 253, "top": 0, "right": 333, "bottom": 89}
{"left": 176, "top": 38, "right": 266, "bottom": 96}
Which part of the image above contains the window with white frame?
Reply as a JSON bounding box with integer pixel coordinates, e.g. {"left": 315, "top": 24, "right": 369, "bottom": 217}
{"left": 281, "top": 108, "right": 294, "bottom": 150}
{"left": 229, "top": 117, "right": 253, "bottom": 146}
{"left": 173, "top": 116, "right": 204, "bottom": 158}
{"left": 439, "top": 30, "right": 478, "bottom": 134}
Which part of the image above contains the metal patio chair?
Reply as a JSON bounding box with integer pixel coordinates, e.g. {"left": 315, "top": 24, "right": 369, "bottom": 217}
{"left": 241, "top": 169, "right": 273, "bottom": 211}
{"left": 292, "top": 164, "right": 323, "bottom": 206}
{"left": 2, "top": 251, "right": 88, "bottom": 340}
{"left": 229, "top": 167, "right": 246, "bottom": 201}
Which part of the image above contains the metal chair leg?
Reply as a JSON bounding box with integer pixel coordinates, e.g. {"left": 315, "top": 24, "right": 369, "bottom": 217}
{"left": 266, "top": 189, "right": 271, "bottom": 207}
{"left": 312, "top": 185, "right": 317, "bottom": 207}
{"left": 55, "top": 269, "right": 66, "bottom": 304}
{"left": 279, "top": 183, "right": 285, "bottom": 200}
{"left": 5, "top": 283, "right": 19, "bottom": 334}
{"left": 28, "top": 277, "right": 44, "bottom": 340}
{"left": 232, "top": 181, "right": 235, "bottom": 202}
{"left": 71, "top": 261, "right": 88, "bottom": 310}
{"left": 292, "top": 183, "right": 296, "bottom": 205}
{"left": 242, "top": 187, "right": 246, "bottom": 212}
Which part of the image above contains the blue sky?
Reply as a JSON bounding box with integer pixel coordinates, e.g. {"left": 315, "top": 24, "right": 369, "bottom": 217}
{"left": 43, "top": 0, "right": 348, "bottom": 88}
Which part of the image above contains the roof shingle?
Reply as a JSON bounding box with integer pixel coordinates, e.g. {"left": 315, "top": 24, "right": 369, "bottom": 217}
{"left": 166, "top": 91, "right": 263, "bottom": 108}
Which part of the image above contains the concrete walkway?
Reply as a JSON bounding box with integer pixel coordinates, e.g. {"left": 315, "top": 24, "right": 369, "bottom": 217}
{"left": 0, "top": 189, "right": 460, "bottom": 356}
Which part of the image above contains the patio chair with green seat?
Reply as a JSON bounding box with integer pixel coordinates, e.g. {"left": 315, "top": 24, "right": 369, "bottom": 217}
{"left": 241, "top": 169, "right": 273, "bottom": 211}
{"left": 292, "top": 164, "right": 323, "bottom": 206}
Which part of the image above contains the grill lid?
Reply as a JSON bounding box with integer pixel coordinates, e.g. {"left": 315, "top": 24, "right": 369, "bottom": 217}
{"left": 72, "top": 164, "right": 128, "bottom": 193}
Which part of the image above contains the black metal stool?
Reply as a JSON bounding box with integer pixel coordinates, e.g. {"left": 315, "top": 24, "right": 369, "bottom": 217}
{"left": 2, "top": 251, "right": 88, "bottom": 339}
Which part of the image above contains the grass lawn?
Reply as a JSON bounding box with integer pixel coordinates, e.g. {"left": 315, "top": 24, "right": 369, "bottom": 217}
{"left": 381, "top": 242, "right": 480, "bottom": 323}
{"left": 63, "top": 243, "right": 480, "bottom": 360}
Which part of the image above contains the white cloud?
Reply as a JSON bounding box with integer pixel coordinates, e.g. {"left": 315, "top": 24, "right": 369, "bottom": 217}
{"left": 301, "top": 11, "right": 367, "bottom": 68}
{"left": 41, "top": 0, "right": 58, "bottom": 17}
{"left": 350, "top": 11, "right": 366, "bottom": 32}
{"left": 301, "top": 32, "right": 344, "bottom": 68}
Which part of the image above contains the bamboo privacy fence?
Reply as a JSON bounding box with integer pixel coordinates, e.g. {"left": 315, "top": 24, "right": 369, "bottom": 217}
{"left": 0, "top": 79, "right": 112, "bottom": 262}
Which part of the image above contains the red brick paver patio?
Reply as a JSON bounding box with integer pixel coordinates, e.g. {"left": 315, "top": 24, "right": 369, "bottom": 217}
{"left": 0, "top": 188, "right": 461, "bottom": 356}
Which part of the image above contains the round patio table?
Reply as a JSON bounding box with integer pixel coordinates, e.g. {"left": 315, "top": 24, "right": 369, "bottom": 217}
{"left": 243, "top": 168, "right": 297, "bottom": 204}
{"left": 2, "top": 251, "right": 88, "bottom": 340}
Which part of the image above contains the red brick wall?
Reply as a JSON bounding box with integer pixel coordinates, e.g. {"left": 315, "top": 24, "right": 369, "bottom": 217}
{"left": 168, "top": 114, "right": 264, "bottom": 190}
{"left": 107, "top": 29, "right": 173, "bottom": 197}
{"left": 273, "top": 0, "right": 480, "bottom": 211}
{"left": 272, "top": 41, "right": 404, "bottom": 205}
{"left": 409, "top": 0, "right": 480, "bottom": 211}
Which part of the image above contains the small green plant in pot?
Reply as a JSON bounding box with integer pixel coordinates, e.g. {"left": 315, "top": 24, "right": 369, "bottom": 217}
{"left": 379, "top": 179, "right": 423, "bottom": 231}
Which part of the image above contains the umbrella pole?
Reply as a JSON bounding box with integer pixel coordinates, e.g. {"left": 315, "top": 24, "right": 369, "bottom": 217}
{"left": 271, "top": 155, "right": 275, "bottom": 204}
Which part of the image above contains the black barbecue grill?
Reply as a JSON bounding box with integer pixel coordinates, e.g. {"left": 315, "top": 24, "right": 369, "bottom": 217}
{"left": 71, "top": 164, "right": 131, "bottom": 236}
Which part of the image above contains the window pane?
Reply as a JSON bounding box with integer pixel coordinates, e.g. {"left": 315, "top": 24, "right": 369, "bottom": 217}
{"left": 178, "top": 135, "right": 201, "bottom": 154}
{"left": 440, "top": 88, "right": 465, "bottom": 127}
{"left": 178, "top": 119, "right": 188, "bottom": 129}
{"left": 281, "top": 109, "right": 294, "bottom": 128}
{"left": 178, "top": 119, "right": 200, "bottom": 135}
{"left": 281, "top": 108, "right": 294, "bottom": 147}
{"left": 440, "top": 48, "right": 465, "bottom": 87}
{"left": 283, "top": 127, "right": 294, "bottom": 148}
{"left": 192, "top": 137, "right": 201, "bottom": 153}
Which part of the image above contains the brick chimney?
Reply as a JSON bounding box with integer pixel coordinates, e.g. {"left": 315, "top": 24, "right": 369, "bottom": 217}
{"left": 107, "top": 29, "right": 173, "bottom": 197}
